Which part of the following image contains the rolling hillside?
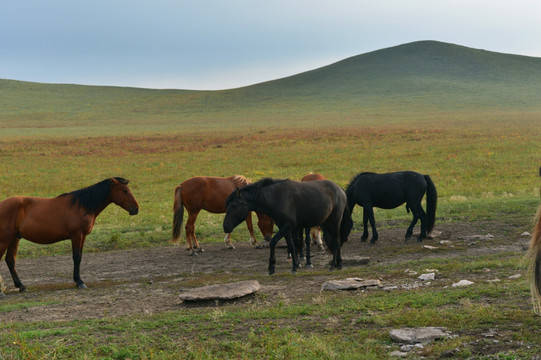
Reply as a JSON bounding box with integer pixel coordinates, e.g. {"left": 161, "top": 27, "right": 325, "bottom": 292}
{"left": 1, "top": 40, "right": 541, "bottom": 135}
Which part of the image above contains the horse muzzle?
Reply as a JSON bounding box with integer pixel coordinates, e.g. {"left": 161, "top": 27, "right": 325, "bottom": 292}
{"left": 129, "top": 207, "right": 139, "bottom": 215}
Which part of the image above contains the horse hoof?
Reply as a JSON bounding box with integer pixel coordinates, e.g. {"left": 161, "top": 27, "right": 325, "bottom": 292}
{"left": 189, "top": 250, "right": 198, "bottom": 256}
{"left": 227, "top": 245, "right": 236, "bottom": 250}
{"left": 77, "top": 283, "right": 88, "bottom": 290}
{"left": 268, "top": 269, "right": 275, "bottom": 275}
{"left": 291, "top": 270, "right": 297, "bottom": 275}
{"left": 255, "top": 244, "right": 264, "bottom": 249}
{"left": 306, "top": 264, "right": 314, "bottom": 269}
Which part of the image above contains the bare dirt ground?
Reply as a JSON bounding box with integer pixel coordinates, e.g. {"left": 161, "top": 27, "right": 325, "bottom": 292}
{"left": 0, "top": 219, "right": 531, "bottom": 323}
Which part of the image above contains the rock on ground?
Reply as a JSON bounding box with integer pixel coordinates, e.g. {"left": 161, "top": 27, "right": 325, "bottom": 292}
{"left": 389, "top": 327, "right": 450, "bottom": 344}
{"left": 321, "top": 278, "right": 381, "bottom": 291}
{"left": 179, "top": 280, "right": 261, "bottom": 301}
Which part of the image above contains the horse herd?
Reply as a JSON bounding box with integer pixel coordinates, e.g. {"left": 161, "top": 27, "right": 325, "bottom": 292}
{"left": 1, "top": 169, "right": 541, "bottom": 316}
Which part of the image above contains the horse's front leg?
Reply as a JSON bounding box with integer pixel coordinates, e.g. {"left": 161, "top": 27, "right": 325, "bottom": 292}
{"left": 244, "top": 212, "right": 259, "bottom": 247}
{"left": 304, "top": 227, "right": 313, "bottom": 268}
{"left": 5, "top": 238, "right": 26, "bottom": 292}
{"left": 364, "top": 206, "right": 378, "bottom": 244}
{"left": 71, "top": 235, "right": 87, "bottom": 289}
{"left": 361, "top": 210, "right": 369, "bottom": 241}
{"left": 284, "top": 230, "right": 299, "bottom": 274}
{"left": 268, "top": 227, "right": 287, "bottom": 275}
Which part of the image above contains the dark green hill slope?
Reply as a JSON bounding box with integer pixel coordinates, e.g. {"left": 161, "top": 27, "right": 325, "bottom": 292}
{"left": 1, "top": 40, "right": 541, "bottom": 132}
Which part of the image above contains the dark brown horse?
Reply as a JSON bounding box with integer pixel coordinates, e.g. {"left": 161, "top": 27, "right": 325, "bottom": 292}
{"left": 0, "top": 178, "right": 139, "bottom": 297}
{"left": 301, "top": 173, "right": 325, "bottom": 251}
{"left": 172, "top": 175, "right": 273, "bottom": 255}
{"left": 526, "top": 167, "right": 541, "bottom": 312}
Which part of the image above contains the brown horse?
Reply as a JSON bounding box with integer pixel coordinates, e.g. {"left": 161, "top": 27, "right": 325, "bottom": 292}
{"left": 526, "top": 167, "right": 541, "bottom": 312}
{"left": 0, "top": 177, "right": 139, "bottom": 297}
{"left": 301, "top": 173, "right": 326, "bottom": 251}
{"left": 172, "top": 175, "right": 273, "bottom": 255}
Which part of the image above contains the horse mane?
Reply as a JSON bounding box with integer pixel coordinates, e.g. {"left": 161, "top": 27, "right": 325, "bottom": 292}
{"left": 225, "top": 177, "right": 288, "bottom": 206}
{"left": 60, "top": 177, "right": 129, "bottom": 212}
{"left": 346, "top": 172, "right": 373, "bottom": 192}
{"left": 231, "top": 175, "right": 251, "bottom": 186}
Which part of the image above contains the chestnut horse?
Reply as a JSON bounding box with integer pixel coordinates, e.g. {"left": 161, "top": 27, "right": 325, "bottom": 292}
{"left": 0, "top": 177, "right": 139, "bottom": 297}
{"left": 172, "top": 175, "right": 273, "bottom": 255}
{"left": 526, "top": 167, "right": 541, "bottom": 313}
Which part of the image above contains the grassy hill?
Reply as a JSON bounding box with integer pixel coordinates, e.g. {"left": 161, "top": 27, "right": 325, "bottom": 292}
{"left": 2, "top": 40, "right": 541, "bottom": 137}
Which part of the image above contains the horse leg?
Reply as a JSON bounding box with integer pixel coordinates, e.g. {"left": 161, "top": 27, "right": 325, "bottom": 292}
{"left": 71, "top": 235, "right": 87, "bottom": 289}
{"left": 296, "top": 228, "right": 305, "bottom": 264}
{"left": 364, "top": 206, "right": 378, "bottom": 244}
{"left": 405, "top": 206, "right": 419, "bottom": 239}
{"left": 312, "top": 226, "right": 324, "bottom": 250}
{"left": 5, "top": 238, "right": 26, "bottom": 292}
{"left": 223, "top": 233, "right": 236, "bottom": 249}
{"left": 245, "top": 212, "right": 259, "bottom": 247}
{"left": 304, "top": 227, "right": 313, "bottom": 268}
{"left": 408, "top": 202, "right": 426, "bottom": 241}
{"left": 285, "top": 231, "right": 299, "bottom": 274}
{"left": 361, "top": 210, "right": 369, "bottom": 242}
{"left": 268, "top": 227, "right": 287, "bottom": 275}
{"left": 185, "top": 211, "right": 199, "bottom": 256}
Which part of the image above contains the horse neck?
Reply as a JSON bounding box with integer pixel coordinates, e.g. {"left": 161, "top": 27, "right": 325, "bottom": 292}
{"left": 92, "top": 197, "right": 114, "bottom": 217}
{"left": 244, "top": 188, "right": 275, "bottom": 216}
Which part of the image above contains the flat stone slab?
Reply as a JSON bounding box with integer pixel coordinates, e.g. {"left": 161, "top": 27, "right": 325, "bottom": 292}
{"left": 321, "top": 278, "right": 381, "bottom": 291}
{"left": 179, "top": 280, "right": 261, "bottom": 301}
{"left": 389, "top": 327, "right": 450, "bottom": 344}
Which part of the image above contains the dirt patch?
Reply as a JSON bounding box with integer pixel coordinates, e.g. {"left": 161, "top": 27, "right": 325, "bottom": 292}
{"left": 0, "top": 220, "right": 531, "bottom": 323}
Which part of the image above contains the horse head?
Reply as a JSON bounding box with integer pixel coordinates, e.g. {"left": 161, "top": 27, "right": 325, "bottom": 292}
{"left": 110, "top": 178, "right": 139, "bottom": 215}
{"left": 223, "top": 187, "right": 250, "bottom": 233}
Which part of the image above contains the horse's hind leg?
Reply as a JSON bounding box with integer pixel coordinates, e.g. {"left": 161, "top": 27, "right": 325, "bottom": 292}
{"left": 5, "top": 238, "right": 26, "bottom": 292}
{"left": 185, "top": 211, "right": 200, "bottom": 255}
{"left": 406, "top": 202, "right": 426, "bottom": 241}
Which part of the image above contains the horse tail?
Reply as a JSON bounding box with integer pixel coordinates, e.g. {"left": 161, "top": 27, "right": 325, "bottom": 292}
{"left": 172, "top": 185, "right": 184, "bottom": 243}
{"left": 526, "top": 206, "right": 541, "bottom": 313}
{"left": 424, "top": 175, "right": 437, "bottom": 234}
{"left": 340, "top": 203, "right": 353, "bottom": 245}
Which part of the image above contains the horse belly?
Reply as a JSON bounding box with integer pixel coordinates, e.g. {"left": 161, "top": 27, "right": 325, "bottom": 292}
{"left": 18, "top": 207, "right": 74, "bottom": 244}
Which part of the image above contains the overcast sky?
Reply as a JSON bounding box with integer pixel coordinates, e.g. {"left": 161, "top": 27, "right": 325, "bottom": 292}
{"left": 2, "top": 1, "right": 541, "bottom": 90}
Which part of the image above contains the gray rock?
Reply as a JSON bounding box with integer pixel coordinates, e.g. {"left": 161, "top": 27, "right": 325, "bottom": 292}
{"left": 321, "top": 278, "right": 381, "bottom": 291}
{"left": 389, "top": 327, "right": 449, "bottom": 344}
{"left": 179, "top": 280, "right": 260, "bottom": 301}
{"left": 418, "top": 273, "right": 436, "bottom": 281}
{"left": 452, "top": 280, "right": 474, "bottom": 287}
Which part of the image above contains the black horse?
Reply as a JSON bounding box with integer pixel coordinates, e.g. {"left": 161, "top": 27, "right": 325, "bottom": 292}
{"left": 345, "top": 171, "right": 437, "bottom": 243}
{"left": 223, "top": 178, "right": 352, "bottom": 275}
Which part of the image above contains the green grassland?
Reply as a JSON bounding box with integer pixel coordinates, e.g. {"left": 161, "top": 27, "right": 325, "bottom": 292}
{"left": 0, "top": 40, "right": 541, "bottom": 358}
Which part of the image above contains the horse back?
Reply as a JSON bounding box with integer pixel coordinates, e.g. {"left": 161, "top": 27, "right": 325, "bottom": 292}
{"left": 180, "top": 176, "right": 242, "bottom": 214}
{"left": 349, "top": 171, "right": 426, "bottom": 209}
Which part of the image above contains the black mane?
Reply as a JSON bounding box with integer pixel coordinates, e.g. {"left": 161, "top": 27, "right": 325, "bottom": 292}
{"left": 225, "top": 178, "right": 289, "bottom": 206}
{"left": 60, "top": 177, "right": 129, "bottom": 213}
